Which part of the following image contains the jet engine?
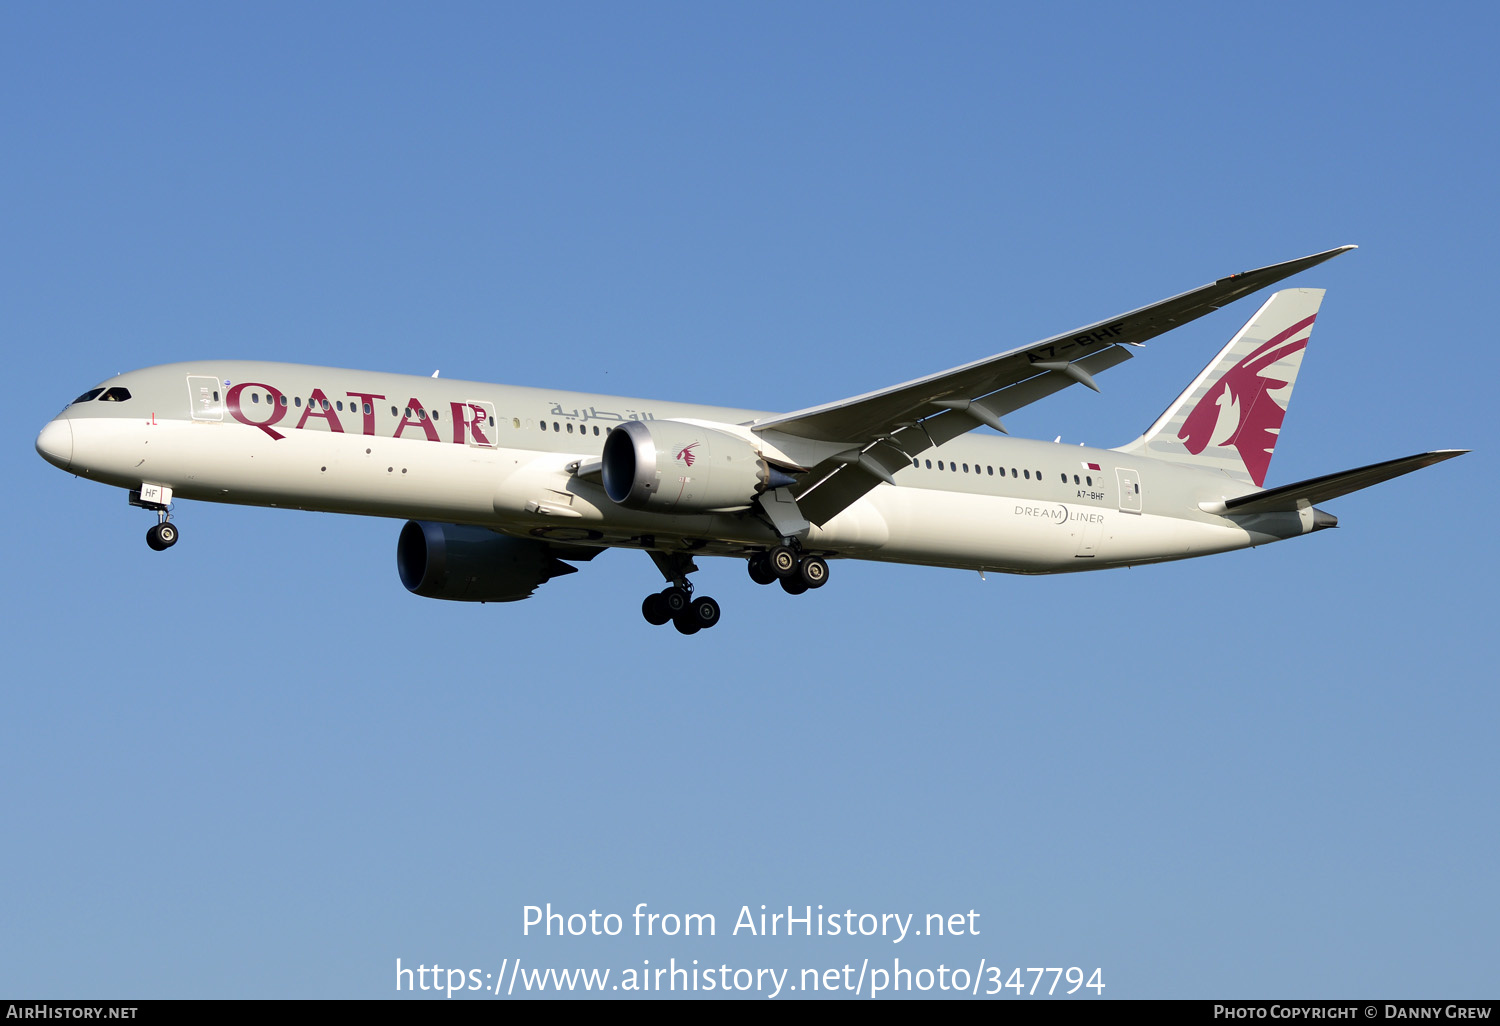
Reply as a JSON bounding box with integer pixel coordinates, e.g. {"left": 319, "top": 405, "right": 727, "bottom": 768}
{"left": 601, "top": 420, "right": 796, "bottom": 513}
{"left": 397, "top": 521, "right": 576, "bottom": 602}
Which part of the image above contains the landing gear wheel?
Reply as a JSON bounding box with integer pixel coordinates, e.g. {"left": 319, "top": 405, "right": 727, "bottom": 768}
{"left": 768, "top": 545, "right": 798, "bottom": 579}
{"left": 672, "top": 614, "right": 701, "bottom": 635}
{"left": 779, "top": 575, "right": 809, "bottom": 596}
{"left": 688, "top": 595, "right": 721, "bottom": 630}
{"left": 641, "top": 592, "right": 671, "bottom": 626}
{"left": 660, "top": 586, "right": 690, "bottom": 616}
{"left": 146, "top": 522, "right": 178, "bottom": 551}
{"left": 798, "top": 556, "right": 829, "bottom": 589}
{"left": 747, "top": 553, "right": 777, "bottom": 585}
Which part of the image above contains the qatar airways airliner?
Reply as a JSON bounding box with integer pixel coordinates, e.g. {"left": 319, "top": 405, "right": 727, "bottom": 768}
{"left": 35, "top": 246, "right": 1463, "bottom": 633}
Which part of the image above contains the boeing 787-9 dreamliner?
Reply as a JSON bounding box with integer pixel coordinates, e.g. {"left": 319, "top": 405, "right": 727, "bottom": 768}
{"left": 35, "top": 246, "right": 1464, "bottom": 633}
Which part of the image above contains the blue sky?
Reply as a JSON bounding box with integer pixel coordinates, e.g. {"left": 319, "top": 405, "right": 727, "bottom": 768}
{"left": 4, "top": 2, "right": 1495, "bottom": 999}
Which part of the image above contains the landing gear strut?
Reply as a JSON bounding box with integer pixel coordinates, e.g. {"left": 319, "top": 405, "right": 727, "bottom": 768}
{"left": 641, "top": 551, "right": 722, "bottom": 634}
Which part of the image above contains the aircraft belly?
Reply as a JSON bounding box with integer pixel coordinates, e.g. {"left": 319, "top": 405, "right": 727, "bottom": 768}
{"left": 857, "top": 485, "right": 1257, "bottom": 572}
{"left": 860, "top": 488, "right": 1067, "bottom": 569}
{"left": 1096, "top": 514, "right": 1253, "bottom": 567}
{"left": 807, "top": 499, "right": 890, "bottom": 551}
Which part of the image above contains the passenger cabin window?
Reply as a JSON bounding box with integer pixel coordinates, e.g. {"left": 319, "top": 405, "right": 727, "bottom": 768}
{"left": 72, "top": 388, "right": 105, "bottom": 404}
{"left": 99, "top": 387, "right": 131, "bottom": 402}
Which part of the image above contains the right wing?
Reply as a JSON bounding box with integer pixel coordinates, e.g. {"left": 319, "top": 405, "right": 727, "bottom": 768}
{"left": 752, "top": 245, "right": 1357, "bottom": 526}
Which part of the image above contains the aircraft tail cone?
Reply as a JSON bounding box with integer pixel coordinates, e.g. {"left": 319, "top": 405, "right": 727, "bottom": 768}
{"left": 1311, "top": 508, "right": 1339, "bottom": 532}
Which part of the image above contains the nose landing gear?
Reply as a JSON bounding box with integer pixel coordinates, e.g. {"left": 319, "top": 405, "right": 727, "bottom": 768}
{"left": 131, "top": 485, "right": 179, "bottom": 551}
{"left": 146, "top": 520, "right": 178, "bottom": 551}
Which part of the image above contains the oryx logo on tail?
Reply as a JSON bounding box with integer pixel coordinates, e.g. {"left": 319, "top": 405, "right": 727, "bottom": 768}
{"left": 1178, "top": 315, "right": 1313, "bottom": 486}
{"left": 1113, "top": 288, "right": 1324, "bottom": 486}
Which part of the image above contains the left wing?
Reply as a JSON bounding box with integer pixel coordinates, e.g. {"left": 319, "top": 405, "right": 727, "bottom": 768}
{"left": 753, "top": 245, "right": 1356, "bottom": 526}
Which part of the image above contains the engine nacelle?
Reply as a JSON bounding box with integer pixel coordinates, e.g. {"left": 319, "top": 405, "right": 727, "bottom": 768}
{"left": 397, "top": 521, "right": 576, "bottom": 602}
{"left": 601, "top": 420, "right": 792, "bottom": 513}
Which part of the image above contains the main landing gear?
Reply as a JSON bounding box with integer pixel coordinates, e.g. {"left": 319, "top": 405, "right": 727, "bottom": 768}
{"left": 747, "top": 544, "right": 828, "bottom": 595}
{"left": 641, "top": 551, "right": 722, "bottom": 635}
{"left": 641, "top": 587, "right": 721, "bottom": 635}
{"left": 639, "top": 544, "right": 831, "bottom": 634}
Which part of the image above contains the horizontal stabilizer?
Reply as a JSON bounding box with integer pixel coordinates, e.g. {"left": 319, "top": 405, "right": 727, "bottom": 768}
{"left": 1200, "top": 450, "right": 1468, "bottom": 515}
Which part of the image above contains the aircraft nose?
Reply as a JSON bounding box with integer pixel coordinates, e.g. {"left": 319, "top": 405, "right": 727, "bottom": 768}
{"left": 36, "top": 417, "right": 73, "bottom": 470}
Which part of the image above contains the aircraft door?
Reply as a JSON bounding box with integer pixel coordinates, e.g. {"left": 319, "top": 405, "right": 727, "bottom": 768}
{"left": 460, "top": 400, "right": 498, "bottom": 447}
{"left": 187, "top": 376, "right": 224, "bottom": 421}
{"left": 1074, "top": 509, "right": 1104, "bottom": 556}
{"left": 1116, "top": 468, "right": 1142, "bottom": 513}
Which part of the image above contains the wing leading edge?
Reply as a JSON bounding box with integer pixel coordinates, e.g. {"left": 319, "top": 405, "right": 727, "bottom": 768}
{"left": 752, "top": 245, "right": 1357, "bottom": 527}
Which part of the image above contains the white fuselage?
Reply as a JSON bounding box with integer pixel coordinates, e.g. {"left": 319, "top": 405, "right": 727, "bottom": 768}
{"left": 38, "top": 361, "right": 1313, "bottom": 577}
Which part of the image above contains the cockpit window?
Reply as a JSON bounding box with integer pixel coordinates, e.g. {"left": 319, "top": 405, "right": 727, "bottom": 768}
{"left": 72, "top": 388, "right": 106, "bottom": 404}
{"left": 99, "top": 387, "right": 132, "bottom": 402}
